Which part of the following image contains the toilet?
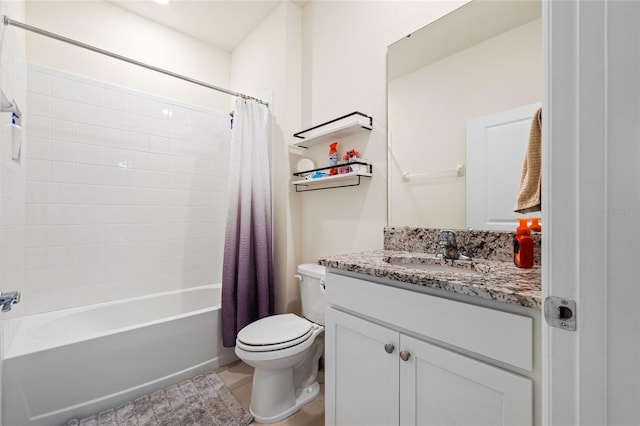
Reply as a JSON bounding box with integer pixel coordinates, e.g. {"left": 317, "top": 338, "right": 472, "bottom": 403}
{"left": 235, "top": 264, "right": 326, "bottom": 424}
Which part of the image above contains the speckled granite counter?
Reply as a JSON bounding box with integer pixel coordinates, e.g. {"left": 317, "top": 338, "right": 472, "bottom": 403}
{"left": 317, "top": 227, "right": 542, "bottom": 310}
{"left": 384, "top": 226, "right": 542, "bottom": 265}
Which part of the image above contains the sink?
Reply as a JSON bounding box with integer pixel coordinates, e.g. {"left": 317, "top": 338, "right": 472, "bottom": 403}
{"left": 385, "top": 256, "right": 490, "bottom": 275}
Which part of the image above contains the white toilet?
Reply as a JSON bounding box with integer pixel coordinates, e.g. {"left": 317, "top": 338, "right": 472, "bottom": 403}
{"left": 235, "top": 264, "right": 326, "bottom": 424}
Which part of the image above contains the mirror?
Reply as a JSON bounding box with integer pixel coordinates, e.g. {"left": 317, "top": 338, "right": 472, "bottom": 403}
{"left": 387, "top": 0, "right": 542, "bottom": 230}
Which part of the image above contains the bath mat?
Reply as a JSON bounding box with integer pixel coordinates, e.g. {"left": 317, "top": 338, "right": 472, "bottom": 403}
{"left": 64, "top": 371, "right": 253, "bottom": 426}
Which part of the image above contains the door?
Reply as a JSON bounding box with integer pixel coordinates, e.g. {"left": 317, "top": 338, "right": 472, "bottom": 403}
{"left": 325, "top": 307, "right": 400, "bottom": 426}
{"left": 399, "top": 335, "right": 531, "bottom": 426}
{"left": 544, "top": 0, "right": 640, "bottom": 424}
{"left": 466, "top": 102, "right": 541, "bottom": 231}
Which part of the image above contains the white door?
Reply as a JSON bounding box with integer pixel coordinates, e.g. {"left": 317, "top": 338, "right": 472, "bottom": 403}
{"left": 325, "top": 307, "right": 400, "bottom": 426}
{"left": 466, "top": 102, "right": 541, "bottom": 231}
{"left": 544, "top": 0, "right": 640, "bottom": 424}
{"left": 399, "top": 334, "right": 532, "bottom": 426}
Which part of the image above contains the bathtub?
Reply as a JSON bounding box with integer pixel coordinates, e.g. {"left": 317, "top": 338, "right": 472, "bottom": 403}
{"left": 2, "top": 284, "right": 238, "bottom": 426}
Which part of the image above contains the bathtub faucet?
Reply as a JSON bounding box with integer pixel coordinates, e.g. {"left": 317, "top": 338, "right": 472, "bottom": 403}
{"left": 0, "top": 291, "right": 20, "bottom": 312}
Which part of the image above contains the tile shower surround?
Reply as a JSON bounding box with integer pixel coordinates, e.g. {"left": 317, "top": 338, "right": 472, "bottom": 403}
{"left": 22, "top": 64, "right": 231, "bottom": 315}
{"left": 0, "top": 7, "right": 27, "bottom": 420}
{"left": 0, "top": 13, "right": 26, "bottom": 321}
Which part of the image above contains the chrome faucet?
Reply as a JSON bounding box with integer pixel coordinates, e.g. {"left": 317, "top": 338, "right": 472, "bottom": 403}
{"left": 0, "top": 291, "right": 20, "bottom": 312}
{"left": 436, "top": 230, "right": 470, "bottom": 261}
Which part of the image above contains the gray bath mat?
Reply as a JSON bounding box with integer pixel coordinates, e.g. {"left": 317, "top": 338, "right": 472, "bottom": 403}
{"left": 64, "top": 371, "right": 253, "bottom": 426}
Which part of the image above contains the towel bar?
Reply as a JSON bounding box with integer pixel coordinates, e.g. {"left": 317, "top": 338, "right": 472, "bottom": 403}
{"left": 401, "top": 164, "right": 465, "bottom": 182}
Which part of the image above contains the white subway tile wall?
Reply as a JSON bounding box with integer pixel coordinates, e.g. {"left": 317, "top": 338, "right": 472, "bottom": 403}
{"left": 24, "top": 63, "right": 231, "bottom": 314}
{"left": 1, "top": 2, "right": 28, "bottom": 417}
{"left": 0, "top": 5, "right": 27, "bottom": 324}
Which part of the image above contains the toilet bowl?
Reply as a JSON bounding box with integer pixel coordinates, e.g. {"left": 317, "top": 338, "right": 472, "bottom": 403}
{"left": 235, "top": 264, "right": 326, "bottom": 424}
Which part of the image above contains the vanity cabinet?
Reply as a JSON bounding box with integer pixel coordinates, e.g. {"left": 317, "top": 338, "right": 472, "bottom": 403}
{"left": 325, "top": 272, "right": 535, "bottom": 426}
{"left": 325, "top": 308, "right": 400, "bottom": 426}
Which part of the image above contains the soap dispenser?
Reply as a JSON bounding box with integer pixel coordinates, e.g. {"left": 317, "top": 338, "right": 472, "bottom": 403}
{"left": 529, "top": 217, "right": 542, "bottom": 232}
{"left": 514, "top": 218, "right": 534, "bottom": 268}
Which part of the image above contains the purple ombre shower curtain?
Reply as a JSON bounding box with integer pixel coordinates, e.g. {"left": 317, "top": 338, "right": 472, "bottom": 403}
{"left": 221, "top": 98, "right": 273, "bottom": 347}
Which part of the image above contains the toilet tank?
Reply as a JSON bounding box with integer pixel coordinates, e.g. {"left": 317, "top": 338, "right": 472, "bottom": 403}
{"left": 297, "top": 264, "right": 326, "bottom": 326}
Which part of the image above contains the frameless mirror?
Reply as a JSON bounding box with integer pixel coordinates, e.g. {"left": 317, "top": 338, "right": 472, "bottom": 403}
{"left": 387, "top": 0, "right": 542, "bottom": 230}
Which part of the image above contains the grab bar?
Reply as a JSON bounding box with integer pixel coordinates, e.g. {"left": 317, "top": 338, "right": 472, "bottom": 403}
{"left": 401, "top": 164, "right": 465, "bottom": 182}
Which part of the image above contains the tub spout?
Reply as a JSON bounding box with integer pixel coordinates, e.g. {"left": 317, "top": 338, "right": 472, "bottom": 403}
{"left": 0, "top": 291, "right": 20, "bottom": 312}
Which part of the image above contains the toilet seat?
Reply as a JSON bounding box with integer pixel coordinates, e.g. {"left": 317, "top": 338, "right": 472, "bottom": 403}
{"left": 237, "top": 313, "right": 314, "bottom": 352}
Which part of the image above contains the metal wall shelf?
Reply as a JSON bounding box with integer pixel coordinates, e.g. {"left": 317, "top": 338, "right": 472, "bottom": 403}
{"left": 292, "top": 112, "right": 373, "bottom": 149}
{"left": 292, "top": 162, "right": 373, "bottom": 192}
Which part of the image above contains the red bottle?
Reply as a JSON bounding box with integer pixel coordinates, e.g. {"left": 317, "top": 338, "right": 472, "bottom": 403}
{"left": 514, "top": 218, "right": 534, "bottom": 268}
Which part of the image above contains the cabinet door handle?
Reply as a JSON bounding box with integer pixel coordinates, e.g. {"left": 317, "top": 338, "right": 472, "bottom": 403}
{"left": 384, "top": 343, "right": 395, "bottom": 354}
{"left": 399, "top": 350, "right": 411, "bottom": 361}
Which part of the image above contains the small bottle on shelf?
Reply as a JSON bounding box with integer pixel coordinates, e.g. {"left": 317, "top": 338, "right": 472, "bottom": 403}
{"left": 328, "top": 142, "right": 339, "bottom": 175}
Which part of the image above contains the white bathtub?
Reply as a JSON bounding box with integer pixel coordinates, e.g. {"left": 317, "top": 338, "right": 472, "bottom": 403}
{"left": 2, "top": 284, "right": 238, "bottom": 426}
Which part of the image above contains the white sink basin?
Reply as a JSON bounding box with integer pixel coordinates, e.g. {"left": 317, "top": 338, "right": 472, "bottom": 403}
{"left": 385, "top": 256, "right": 490, "bottom": 275}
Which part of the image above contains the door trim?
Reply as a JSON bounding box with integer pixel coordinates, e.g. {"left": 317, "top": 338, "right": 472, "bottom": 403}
{"left": 543, "top": 0, "right": 607, "bottom": 424}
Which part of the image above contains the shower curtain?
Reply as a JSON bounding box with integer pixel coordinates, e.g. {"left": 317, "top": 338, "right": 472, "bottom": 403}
{"left": 221, "top": 98, "right": 274, "bottom": 347}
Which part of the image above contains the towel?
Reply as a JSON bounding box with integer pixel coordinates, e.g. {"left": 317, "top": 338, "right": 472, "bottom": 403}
{"left": 514, "top": 107, "right": 542, "bottom": 213}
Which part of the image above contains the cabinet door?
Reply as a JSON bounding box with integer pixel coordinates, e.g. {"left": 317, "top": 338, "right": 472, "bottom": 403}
{"left": 325, "top": 307, "right": 400, "bottom": 426}
{"left": 400, "top": 335, "right": 532, "bottom": 426}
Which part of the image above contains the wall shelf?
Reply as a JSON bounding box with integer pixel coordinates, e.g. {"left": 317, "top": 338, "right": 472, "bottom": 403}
{"left": 292, "top": 111, "right": 373, "bottom": 149}
{"left": 293, "top": 161, "right": 373, "bottom": 192}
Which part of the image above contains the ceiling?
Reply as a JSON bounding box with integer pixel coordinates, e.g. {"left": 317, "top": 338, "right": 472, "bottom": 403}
{"left": 108, "top": 0, "right": 285, "bottom": 52}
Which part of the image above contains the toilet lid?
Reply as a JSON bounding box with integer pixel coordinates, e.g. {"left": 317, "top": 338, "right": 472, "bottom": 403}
{"left": 237, "top": 313, "right": 313, "bottom": 350}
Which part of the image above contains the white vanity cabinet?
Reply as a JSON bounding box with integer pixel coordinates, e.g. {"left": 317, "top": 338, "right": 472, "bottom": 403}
{"left": 325, "top": 308, "right": 400, "bottom": 425}
{"left": 325, "top": 272, "right": 536, "bottom": 426}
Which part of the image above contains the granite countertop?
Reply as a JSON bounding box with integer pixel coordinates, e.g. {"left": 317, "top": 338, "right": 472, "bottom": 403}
{"left": 318, "top": 249, "right": 542, "bottom": 310}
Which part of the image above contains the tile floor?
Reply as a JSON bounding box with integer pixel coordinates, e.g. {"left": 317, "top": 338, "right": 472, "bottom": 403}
{"left": 216, "top": 361, "right": 325, "bottom": 426}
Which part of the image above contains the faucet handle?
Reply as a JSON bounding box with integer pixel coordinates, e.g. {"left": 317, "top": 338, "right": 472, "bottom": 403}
{"left": 439, "top": 229, "right": 457, "bottom": 244}
{"left": 437, "top": 230, "right": 462, "bottom": 260}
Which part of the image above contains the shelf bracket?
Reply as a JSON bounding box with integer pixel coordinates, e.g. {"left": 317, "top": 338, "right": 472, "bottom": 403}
{"left": 294, "top": 175, "right": 367, "bottom": 192}
{"left": 291, "top": 111, "right": 373, "bottom": 149}
{"left": 293, "top": 111, "right": 373, "bottom": 140}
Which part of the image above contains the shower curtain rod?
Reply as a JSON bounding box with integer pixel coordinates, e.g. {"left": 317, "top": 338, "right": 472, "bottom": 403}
{"left": 2, "top": 16, "right": 269, "bottom": 106}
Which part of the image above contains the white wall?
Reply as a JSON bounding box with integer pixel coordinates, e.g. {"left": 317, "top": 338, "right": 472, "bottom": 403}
{"left": 299, "top": 1, "right": 467, "bottom": 263}
{"left": 12, "top": 1, "right": 238, "bottom": 314}
{"left": 14, "top": 0, "right": 486, "bottom": 317}
{"left": 231, "top": 1, "right": 303, "bottom": 314}
{"left": 388, "top": 18, "right": 542, "bottom": 228}
{"left": 23, "top": 64, "right": 231, "bottom": 314}
{"left": 4, "top": 0, "right": 537, "bottom": 318}
{"left": 229, "top": 0, "right": 470, "bottom": 312}
{"left": 20, "top": 0, "right": 307, "bottom": 316}
{"left": 0, "top": 0, "right": 26, "bottom": 419}
{"left": 25, "top": 1, "right": 231, "bottom": 112}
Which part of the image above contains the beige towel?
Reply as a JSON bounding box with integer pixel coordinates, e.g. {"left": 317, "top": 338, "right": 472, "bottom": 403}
{"left": 514, "top": 107, "right": 542, "bottom": 213}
